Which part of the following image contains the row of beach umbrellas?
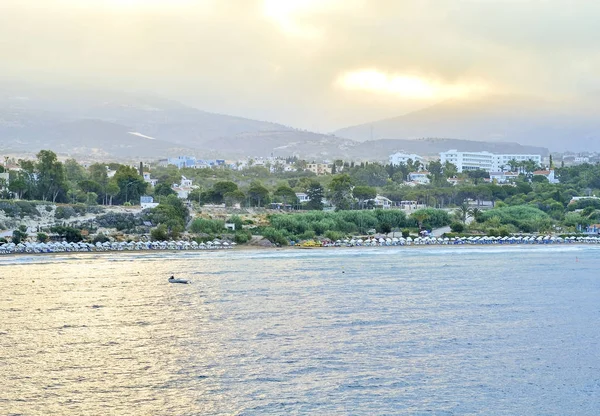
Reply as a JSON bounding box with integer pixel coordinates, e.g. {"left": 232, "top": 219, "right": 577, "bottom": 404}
{"left": 0, "top": 240, "right": 235, "bottom": 255}
{"left": 319, "top": 235, "right": 600, "bottom": 247}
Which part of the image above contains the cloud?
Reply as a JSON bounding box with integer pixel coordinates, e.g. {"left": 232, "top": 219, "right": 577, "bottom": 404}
{"left": 0, "top": 0, "right": 599, "bottom": 130}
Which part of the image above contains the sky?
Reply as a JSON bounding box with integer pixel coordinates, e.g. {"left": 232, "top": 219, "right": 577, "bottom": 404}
{"left": 1, "top": 0, "right": 599, "bottom": 131}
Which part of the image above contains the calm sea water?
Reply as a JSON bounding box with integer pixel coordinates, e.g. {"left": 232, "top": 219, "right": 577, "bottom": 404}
{"left": 1, "top": 246, "right": 599, "bottom": 415}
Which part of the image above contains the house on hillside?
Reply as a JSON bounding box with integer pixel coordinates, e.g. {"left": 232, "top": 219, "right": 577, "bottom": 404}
{"left": 532, "top": 169, "right": 559, "bottom": 184}
{"left": 140, "top": 195, "right": 159, "bottom": 210}
{"left": 489, "top": 171, "right": 519, "bottom": 184}
{"left": 369, "top": 195, "right": 392, "bottom": 209}
{"left": 142, "top": 172, "right": 158, "bottom": 187}
{"left": 296, "top": 192, "right": 310, "bottom": 203}
{"left": 408, "top": 171, "right": 430, "bottom": 184}
{"left": 389, "top": 152, "right": 424, "bottom": 166}
{"left": 171, "top": 176, "right": 196, "bottom": 199}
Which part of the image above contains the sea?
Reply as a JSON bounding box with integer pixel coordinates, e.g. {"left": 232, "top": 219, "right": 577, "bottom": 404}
{"left": 1, "top": 246, "right": 599, "bottom": 415}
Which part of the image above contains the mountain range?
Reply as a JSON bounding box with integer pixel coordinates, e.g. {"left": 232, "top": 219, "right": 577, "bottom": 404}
{"left": 335, "top": 95, "right": 600, "bottom": 152}
{"left": 1, "top": 86, "right": 597, "bottom": 161}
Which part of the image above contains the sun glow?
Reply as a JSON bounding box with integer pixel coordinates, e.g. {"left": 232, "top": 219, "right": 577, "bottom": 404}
{"left": 98, "top": 0, "right": 194, "bottom": 9}
{"left": 336, "top": 69, "right": 489, "bottom": 100}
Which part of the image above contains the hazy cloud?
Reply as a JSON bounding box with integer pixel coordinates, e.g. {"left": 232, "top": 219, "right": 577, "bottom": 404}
{"left": 1, "top": 0, "right": 598, "bottom": 130}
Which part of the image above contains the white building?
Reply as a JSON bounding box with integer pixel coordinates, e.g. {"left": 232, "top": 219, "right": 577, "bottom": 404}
{"left": 532, "top": 169, "right": 559, "bottom": 184}
{"left": 140, "top": 195, "right": 159, "bottom": 210}
{"left": 372, "top": 195, "right": 393, "bottom": 209}
{"left": 408, "top": 171, "right": 430, "bottom": 184}
{"left": 295, "top": 192, "right": 310, "bottom": 203}
{"left": 489, "top": 172, "right": 519, "bottom": 184}
{"left": 171, "top": 176, "right": 196, "bottom": 199}
{"left": 440, "top": 150, "right": 542, "bottom": 172}
{"left": 389, "top": 152, "right": 424, "bottom": 166}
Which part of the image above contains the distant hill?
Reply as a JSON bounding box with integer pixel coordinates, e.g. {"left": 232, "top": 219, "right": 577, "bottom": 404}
{"left": 334, "top": 95, "right": 600, "bottom": 152}
{"left": 0, "top": 85, "right": 294, "bottom": 155}
{"left": 0, "top": 87, "right": 553, "bottom": 160}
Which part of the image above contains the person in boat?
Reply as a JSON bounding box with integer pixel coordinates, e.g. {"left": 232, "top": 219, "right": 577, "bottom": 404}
{"left": 169, "top": 275, "right": 175, "bottom": 280}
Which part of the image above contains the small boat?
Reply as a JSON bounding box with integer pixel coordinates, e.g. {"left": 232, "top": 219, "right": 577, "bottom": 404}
{"left": 169, "top": 276, "right": 191, "bottom": 284}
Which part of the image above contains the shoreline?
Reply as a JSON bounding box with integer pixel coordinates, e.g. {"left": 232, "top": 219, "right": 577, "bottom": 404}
{"left": 1, "top": 241, "right": 596, "bottom": 259}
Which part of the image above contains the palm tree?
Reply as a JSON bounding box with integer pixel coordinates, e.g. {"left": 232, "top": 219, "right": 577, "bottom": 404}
{"left": 470, "top": 207, "right": 483, "bottom": 223}
{"left": 412, "top": 211, "right": 430, "bottom": 230}
{"left": 456, "top": 202, "right": 471, "bottom": 224}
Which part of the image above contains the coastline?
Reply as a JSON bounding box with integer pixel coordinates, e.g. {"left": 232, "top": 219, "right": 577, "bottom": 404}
{"left": 1, "top": 240, "right": 595, "bottom": 259}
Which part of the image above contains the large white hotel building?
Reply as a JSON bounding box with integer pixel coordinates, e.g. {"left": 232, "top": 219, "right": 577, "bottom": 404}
{"left": 440, "top": 150, "right": 542, "bottom": 173}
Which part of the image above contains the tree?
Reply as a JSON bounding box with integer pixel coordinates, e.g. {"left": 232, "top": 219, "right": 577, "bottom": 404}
{"left": 105, "top": 180, "right": 120, "bottom": 205}
{"left": 273, "top": 185, "right": 298, "bottom": 205}
{"left": 305, "top": 182, "right": 324, "bottom": 210}
{"left": 12, "top": 225, "right": 28, "bottom": 244}
{"left": 247, "top": 181, "right": 270, "bottom": 207}
{"left": 455, "top": 202, "right": 471, "bottom": 224}
{"left": 352, "top": 185, "right": 377, "bottom": 209}
{"left": 224, "top": 190, "right": 246, "bottom": 207}
{"left": 443, "top": 161, "right": 458, "bottom": 178}
{"left": 465, "top": 169, "right": 489, "bottom": 185}
{"left": 210, "top": 181, "right": 238, "bottom": 204}
{"left": 35, "top": 150, "right": 67, "bottom": 202}
{"left": 154, "top": 183, "right": 176, "bottom": 198}
{"left": 507, "top": 159, "right": 519, "bottom": 173}
{"left": 329, "top": 174, "right": 354, "bottom": 210}
{"left": 427, "top": 160, "right": 444, "bottom": 184}
{"left": 8, "top": 172, "right": 28, "bottom": 199}
{"left": 113, "top": 165, "right": 147, "bottom": 205}
{"left": 349, "top": 163, "right": 389, "bottom": 187}
{"left": 64, "top": 158, "right": 87, "bottom": 182}
{"left": 412, "top": 211, "right": 430, "bottom": 230}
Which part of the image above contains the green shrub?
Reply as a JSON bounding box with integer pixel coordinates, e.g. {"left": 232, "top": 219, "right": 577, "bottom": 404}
{"left": 324, "top": 230, "right": 344, "bottom": 241}
{"left": 50, "top": 225, "right": 83, "bottom": 243}
{"left": 37, "top": 232, "right": 49, "bottom": 243}
{"left": 0, "top": 201, "right": 41, "bottom": 218}
{"left": 55, "top": 206, "right": 76, "bottom": 219}
{"left": 150, "top": 224, "right": 168, "bottom": 241}
{"left": 96, "top": 212, "right": 141, "bottom": 231}
{"left": 234, "top": 230, "right": 252, "bottom": 244}
{"left": 450, "top": 222, "right": 465, "bottom": 233}
{"left": 189, "top": 218, "right": 225, "bottom": 234}
{"left": 92, "top": 233, "right": 110, "bottom": 244}
{"left": 261, "top": 227, "right": 288, "bottom": 246}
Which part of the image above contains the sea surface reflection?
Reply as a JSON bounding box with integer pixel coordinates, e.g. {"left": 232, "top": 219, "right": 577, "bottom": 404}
{"left": 1, "top": 246, "right": 600, "bottom": 415}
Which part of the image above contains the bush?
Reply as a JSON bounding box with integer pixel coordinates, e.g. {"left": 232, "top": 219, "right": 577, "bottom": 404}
{"left": 450, "top": 222, "right": 465, "bottom": 233}
{"left": 50, "top": 225, "right": 83, "bottom": 243}
{"left": 324, "top": 230, "right": 344, "bottom": 241}
{"left": 189, "top": 218, "right": 225, "bottom": 234}
{"left": 55, "top": 206, "right": 76, "bottom": 219}
{"left": 402, "top": 229, "right": 410, "bottom": 238}
{"left": 45, "top": 205, "right": 53, "bottom": 212}
{"left": 479, "top": 205, "right": 551, "bottom": 232}
{"left": 12, "top": 225, "right": 28, "bottom": 244}
{"left": 261, "top": 227, "right": 288, "bottom": 246}
{"left": 92, "top": 233, "right": 110, "bottom": 244}
{"left": 0, "top": 201, "right": 41, "bottom": 218}
{"left": 234, "top": 230, "right": 252, "bottom": 244}
{"left": 96, "top": 212, "right": 142, "bottom": 231}
{"left": 37, "top": 232, "right": 49, "bottom": 243}
{"left": 150, "top": 224, "right": 169, "bottom": 241}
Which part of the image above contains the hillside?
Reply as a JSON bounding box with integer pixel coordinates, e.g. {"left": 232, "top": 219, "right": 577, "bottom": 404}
{"left": 0, "top": 87, "right": 553, "bottom": 160}
{"left": 334, "top": 96, "right": 600, "bottom": 152}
